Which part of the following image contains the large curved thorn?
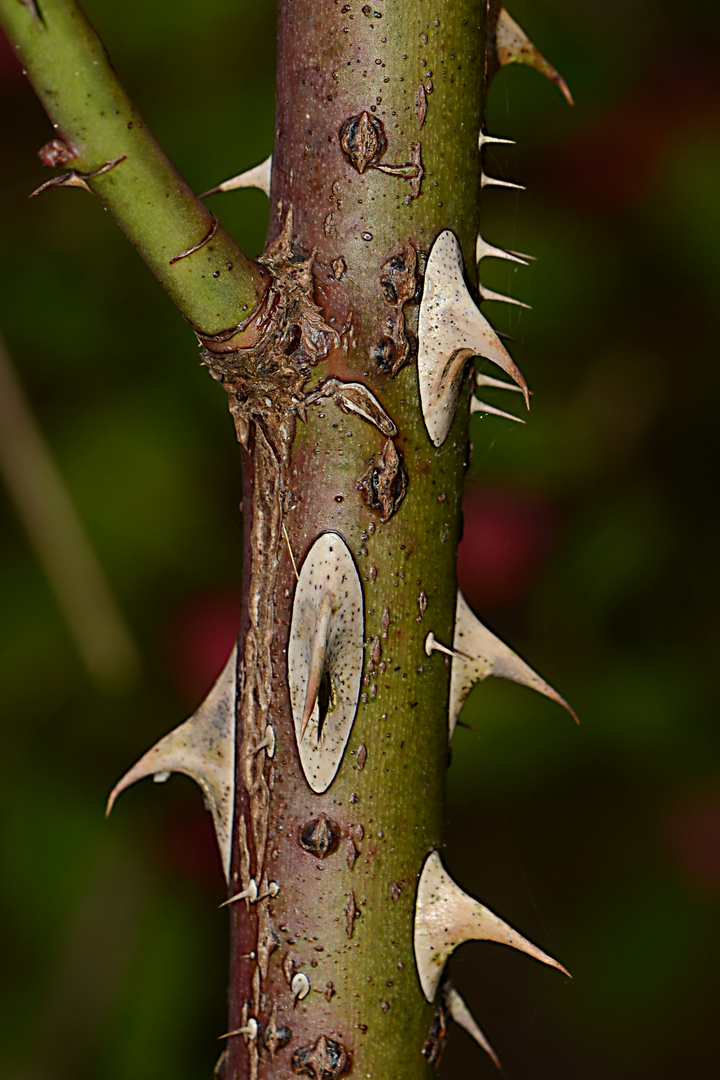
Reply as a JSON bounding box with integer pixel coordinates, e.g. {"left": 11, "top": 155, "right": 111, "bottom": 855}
{"left": 449, "top": 591, "right": 577, "bottom": 739}
{"left": 107, "top": 647, "right": 237, "bottom": 880}
{"left": 417, "top": 230, "right": 529, "bottom": 447}
{"left": 414, "top": 851, "right": 570, "bottom": 1003}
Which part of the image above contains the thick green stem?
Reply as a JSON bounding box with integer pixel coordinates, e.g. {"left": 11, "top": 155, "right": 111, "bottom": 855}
{"left": 0, "top": 0, "right": 266, "bottom": 334}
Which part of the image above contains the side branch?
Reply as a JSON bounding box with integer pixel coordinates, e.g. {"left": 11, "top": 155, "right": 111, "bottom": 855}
{"left": 0, "top": 0, "right": 267, "bottom": 335}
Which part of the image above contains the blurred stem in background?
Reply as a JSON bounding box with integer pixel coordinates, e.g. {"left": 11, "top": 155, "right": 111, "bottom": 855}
{"left": 0, "top": 330, "right": 140, "bottom": 688}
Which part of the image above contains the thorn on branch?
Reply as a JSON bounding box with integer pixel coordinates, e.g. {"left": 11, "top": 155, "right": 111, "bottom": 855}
{"left": 29, "top": 155, "right": 127, "bottom": 199}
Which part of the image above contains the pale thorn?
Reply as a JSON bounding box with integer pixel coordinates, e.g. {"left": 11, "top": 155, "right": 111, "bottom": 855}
{"left": 475, "top": 233, "right": 528, "bottom": 266}
{"left": 470, "top": 397, "right": 525, "bottom": 424}
{"left": 219, "top": 1018, "right": 258, "bottom": 1040}
{"left": 478, "top": 130, "right": 515, "bottom": 149}
{"left": 200, "top": 154, "right": 272, "bottom": 198}
{"left": 283, "top": 522, "right": 299, "bottom": 580}
{"left": 449, "top": 591, "right": 578, "bottom": 739}
{"left": 424, "top": 631, "right": 469, "bottom": 662}
{"left": 417, "top": 230, "right": 530, "bottom": 447}
{"left": 479, "top": 284, "right": 532, "bottom": 309}
{"left": 444, "top": 986, "right": 501, "bottom": 1070}
{"left": 256, "top": 881, "right": 280, "bottom": 902}
{"left": 106, "top": 646, "right": 237, "bottom": 882}
{"left": 481, "top": 172, "right": 525, "bottom": 191}
{"left": 495, "top": 7, "right": 574, "bottom": 107}
{"left": 220, "top": 878, "right": 258, "bottom": 908}
{"left": 255, "top": 724, "right": 276, "bottom": 758}
{"left": 152, "top": 771, "right": 171, "bottom": 783}
{"left": 291, "top": 972, "right": 311, "bottom": 1001}
{"left": 299, "top": 594, "right": 334, "bottom": 741}
{"left": 475, "top": 372, "right": 527, "bottom": 393}
{"left": 413, "top": 851, "right": 570, "bottom": 1002}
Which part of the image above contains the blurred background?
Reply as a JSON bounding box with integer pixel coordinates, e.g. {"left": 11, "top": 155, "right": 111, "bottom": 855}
{"left": 0, "top": 0, "right": 718, "bottom": 1077}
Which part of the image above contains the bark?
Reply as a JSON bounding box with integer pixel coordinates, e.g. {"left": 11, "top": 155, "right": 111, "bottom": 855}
{"left": 0, "top": 1, "right": 574, "bottom": 1078}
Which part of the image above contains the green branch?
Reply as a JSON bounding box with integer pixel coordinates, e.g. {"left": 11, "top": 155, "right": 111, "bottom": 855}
{"left": 0, "top": 0, "right": 266, "bottom": 335}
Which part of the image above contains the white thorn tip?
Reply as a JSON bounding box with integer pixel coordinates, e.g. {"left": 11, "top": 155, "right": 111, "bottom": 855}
{"left": 220, "top": 878, "right": 258, "bottom": 908}
{"left": 470, "top": 397, "right": 525, "bottom": 424}
{"left": 481, "top": 172, "right": 525, "bottom": 191}
{"left": 479, "top": 285, "right": 531, "bottom": 309}
{"left": 220, "top": 1018, "right": 258, "bottom": 1040}
{"left": 475, "top": 372, "right": 527, "bottom": 393}
{"left": 478, "top": 131, "right": 515, "bottom": 148}
{"left": 476, "top": 234, "right": 528, "bottom": 266}
{"left": 445, "top": 986, "right": 501, "bottom": 1070}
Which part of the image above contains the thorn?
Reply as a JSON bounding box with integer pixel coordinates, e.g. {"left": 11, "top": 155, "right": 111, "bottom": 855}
{"left": 479, "top": 284, "right": 531, "bottom": 309}
{"left": 417, "top": 230, "right": 530, "bottom": 445}
{"left": 414, "top": 851, "right": 570, "bottom": 1002}
{"left": 201, "top": 154, "right": 272, "bottom": 198}
{"left": 448, "top": 591, "right": 578, "bottom": 740}
{"left": 424, "top": 631, "right": 470, "bottom": 662}
{"left": 283, "top": 522, "right": 299, "bottom": 580}
{"left": 106, "top": 647, "right": 237, "bottom": 881}
{"left": 291, "top": 972, "right": 310, "bottom": 1001}
{"left": 255, "top": 724, "right": 276, "bottom": 758}
{"left": 445, "top": 986, "right": 501, "bottom": 1070}
{"left": 470, "top": 397, "right": 525, "bottom": 423}
{"left": 481, "top": 172, "right": 525, "bottom": 191}
{"left": 220, "top": 878, "right": 258, "bottom": 908}
{"left": 475, "top": 372, "right": 527, "bottom": 393}
{"left": 256, "top": 881, "right": 280, "bottom": 902}
{"left": 219, "top": 1018, "right": 258, "bottom": 1040}
{"left": 29, "top": 155, "right": 127, "bottom": 198}
{"left": 495, "top": 8, "right": 574, "bottom": 106}
{"left": 478, "top": 130, "right": 515, "bottom": 149}
{"left": 476, "top": 234, "right": 528, "bottom": 266}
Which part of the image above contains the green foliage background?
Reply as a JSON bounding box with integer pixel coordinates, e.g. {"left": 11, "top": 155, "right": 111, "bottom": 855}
{"left": 1, "top": 1, "right": 719, "bottom": 1076}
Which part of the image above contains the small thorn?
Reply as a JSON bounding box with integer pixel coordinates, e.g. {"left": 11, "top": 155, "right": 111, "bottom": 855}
{"left": 220, "top": 878, "right": 258, "bottom": 908}
{"left": 476, "top": 234, "right": 528, "bottom": 266}
{"left": 219, "top": 1018, "right": 258, "bottom": 1040}
{"left": 470, "top": 397, "right": 525, "bottom": 424}
{"left": 478, "top": 131, "right": 515, "bottom": 148}
{"left": 256, "top": 881, "right": 280, "bottom": 902}
{"left": 445, "top": 986, "right": 501, "bottom": 1070}
{"left": 475, "top": 372, "right": 527, "bottom": 393}
{"left": 425, "top": 631, "right": 470, "bottom": 662}
{"left": 283, "top": 523, "right": 299, "bottom": 580}
{"left": 481, "top": 172, "right": 525, "bottom": 191}
{"left": 255, "top": 724, "right": 276, "bottom": 758}
{"left": 291, "top": 972, "right": 310, "bottom": 1001}
{"left": 479, "top": 284, "right": 531, "bottom": 310}
{"left": 201, "top": 154, "right": 272, "bottom": 198}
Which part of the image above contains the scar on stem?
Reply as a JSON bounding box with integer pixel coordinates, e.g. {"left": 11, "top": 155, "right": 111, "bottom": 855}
{"left": 283, "top": 523, "right": 299, "bottom": 580}
{"left": 169, "top": 216, "right": 219, "bottom": 264}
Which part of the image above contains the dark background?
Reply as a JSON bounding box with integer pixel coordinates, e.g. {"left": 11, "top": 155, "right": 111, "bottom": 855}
{"left": 1, "top": 1, "right": 719, "bottom": 1077}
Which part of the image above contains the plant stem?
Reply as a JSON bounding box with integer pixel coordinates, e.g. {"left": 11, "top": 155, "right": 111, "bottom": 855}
{"left": 0, "top": 0, "right": 266, "bottom": 335}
